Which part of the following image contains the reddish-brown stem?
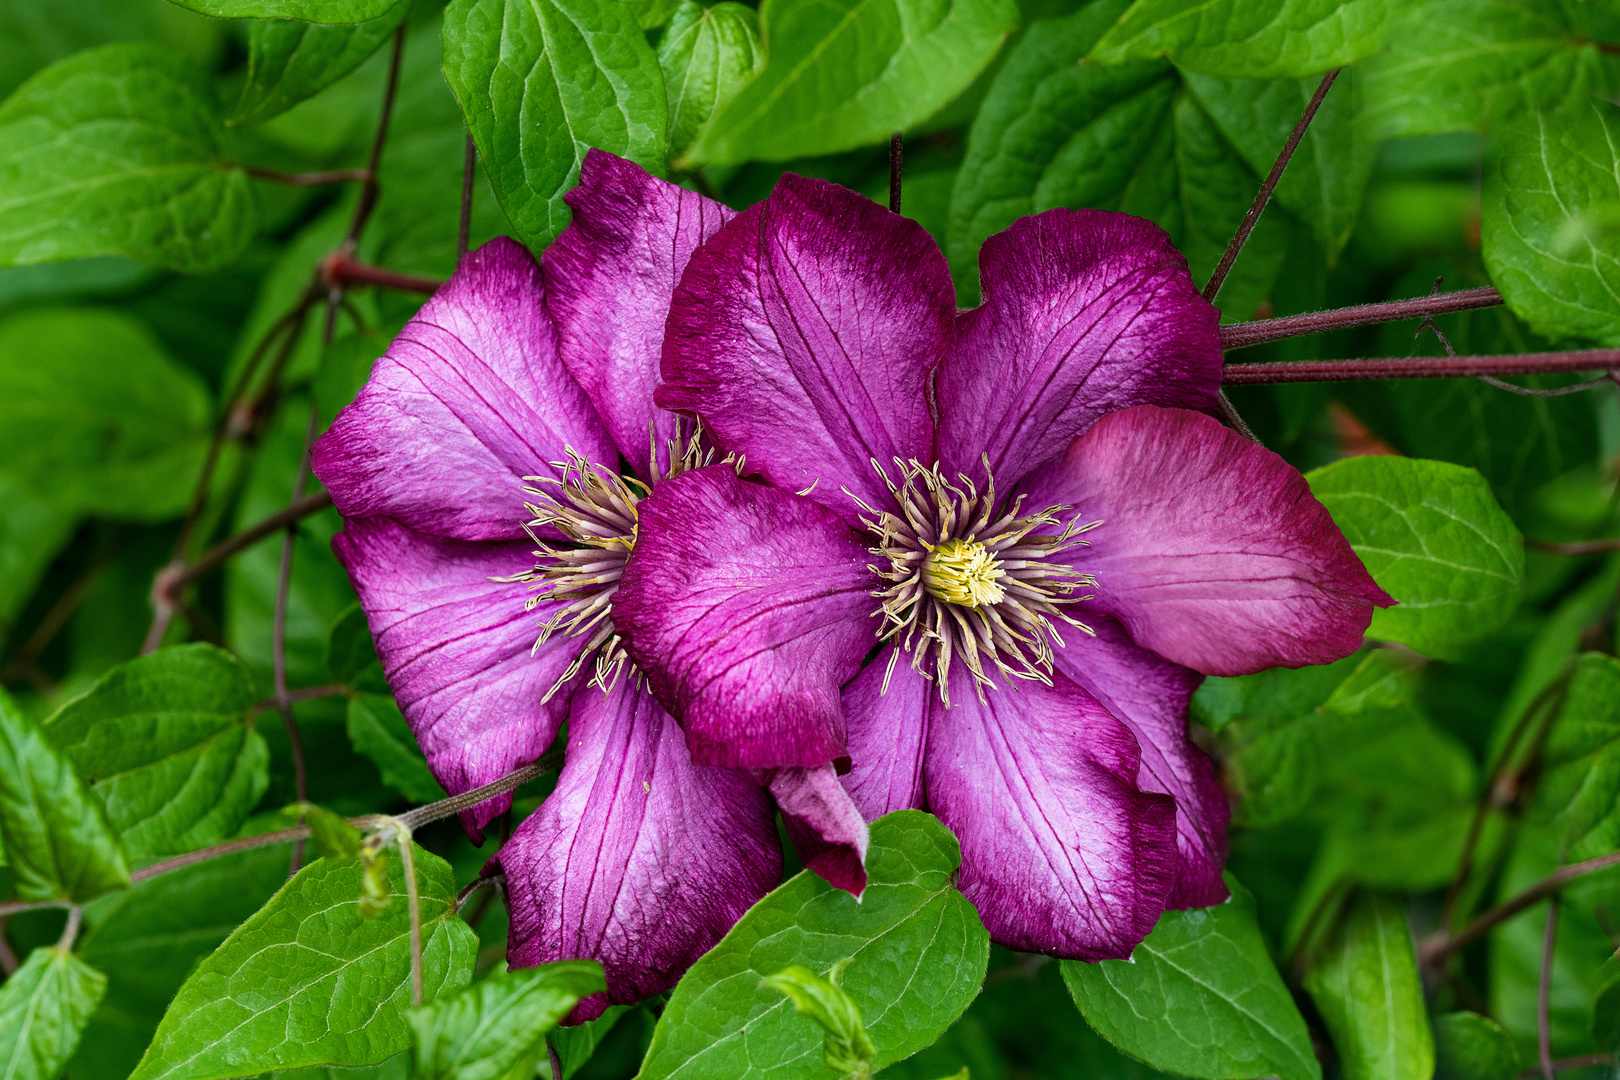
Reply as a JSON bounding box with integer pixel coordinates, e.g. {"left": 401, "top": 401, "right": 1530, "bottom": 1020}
{"left": 1522, "top": 1054, "right": 1616, "bottom": 1076}
{"left": 1422, "top": 850, "right": 1620, "bottom": 964}
{"left": 129, "top": 827, "right": 313, "bottom": 884}
{"left": 1224, "top": 350, "right": 1619, "bottom": 384}
{"left": 244, "top": 167, "right": 372, "bottom": 187}
{"left": 1528, "top": 537, "right": 1620, "bottom": 555}
{"left": 247, "top": 684, "right": 350, "bottom": 721}
{"left": 889, "top": 132, "right": 903, "bottom": 214}
{"left": 1539, "top": 898, "right": 1560, "bottom": 1080}
{"left": 322, "top": 252, "right": 442, "bottom": 296}
{"left": 1220, "top": 286, "right": 1504, "bottom": 351}
{"left": 458, "top": 132, "right": 476, "bottom": 264}
{"left": 1204, "top": 68, "right": 1340, "bottom": 303}
{"left": 344, "top": 24, "right": 407, "bottom": 247}
{"left": 152, "top": 491, "right": 334, "bottom": 612}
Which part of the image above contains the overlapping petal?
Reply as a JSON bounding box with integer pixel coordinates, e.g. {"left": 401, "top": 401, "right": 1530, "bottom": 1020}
{"left": 1029, "top": 405, "right": 1392, "bottom": 675}
{"left": 936, "top": 210, "right": 1223, "bottom": 489}
{"left": 545, "top": 150, "right": 735, "bottom": 477}
{"left": 1054, "top": 619, "right": 1228, "bottom": 909}
{"left": 331, "top": 517, "right": 579, "bottom": 836}
{"left": 917, "top": 665, "right": 1178, "bottom": 959}
{"left": 616, "top": 464, "right": 877, "bottom": 770}
{"left": 499, "top": 681, "right": 780, "bottom": 1023}
{"left": 762, "top": 764, "right": 869, "bottom": 897}
{"left": 313, "top": 236, "right": 616, "bottom": 542}
{"left": 657, "top": 174, "right": 950, "bottom": 524}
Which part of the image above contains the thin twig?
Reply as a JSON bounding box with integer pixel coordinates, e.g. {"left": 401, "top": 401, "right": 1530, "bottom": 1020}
{"left": 888, "top": 133, "right": 903, "bottom": 214}
{"left": 1520, "top": 1054, "right": 1616, "bottom": 1077}
{"left": 395, "top": 753, "right": 561, "bottom": 831}
{"left": 1539, "top": 898, "right": 1559, "bottom": 1080}
{"left": 322, "top": 253, "right": 442, "bottom": 296}
{"left": 1219, "top": 286, "right": 1504, "bottom": 351}
{"left": 458, "top": 132, "right": 476, "bottom": 263}
{"left": 129, "top": 826, "right": 311, "bottom": 882}
{"left": 244, "top": 167, "right": 373, "bottom": 187}
{"left": 153, "top": 491, "right": 334, "bottom": 612}
{"left": 548, "top": 1040, "right": 562, "bottom": 1080}
{"left": 397, "top": 830, "right": 424, "bottom": 1007}
{"left": 1224, "top": 351, "right": 1620, "bottom": 384}
{"left": 2, "top": 533, "right": 130, "bottom": 683}
{"left": 1422, "top": 849, "right": 1620, "bottom": 964}
{"left": 345, "top": 24, "right": 407, "bottom": 247}
{"left": 55, "top": 906, "right": 83, "bottom": 952}
{"left": 1479, "top": 374, "right": 1617, "bottom": 397}
{"left": 0, "top": 921, "right": 17, "bottom": 975}
{"left": 1527, "top": 537, "right": 1620, "bottom": 555}
{"left": 247, "top": 683, "right": 350, "bottom": 721}
{"left": 0, "top": 899, "right": 70, "bottom": 919}
{"left": 1204, "top": 68, "right": 1340, "bottom": 303}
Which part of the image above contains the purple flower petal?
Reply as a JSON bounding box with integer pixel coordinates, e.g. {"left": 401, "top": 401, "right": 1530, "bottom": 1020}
{"left": 499, "top": 680, "right": 780, "bottom": 1023}
{"left": 545, "top": 150, "right": 735, "bottom": 476}
{"left": 332, "top": 516, "right": 580, "bottom": 837}
{"left": 839, "top": 661, "right": 929, "bottom": 820}
{"left": 1054, "top": 618, "right": 1229, "bottom": 910}
{"left": 616, "top": 464, "right": 877, "bottom": 770}
{"left": 1029, "top": 405, "right": 1393, "bottom": 675}
{"left": 312, "top": 237, "right": 616, "bottom": 542}
{"left": 657, "top": 174, "right": 950, "bottom": 525}
{"left": 761, "top": 764, "right": 869, "bottom": 897}
{"left": 937, "top": 210, "right": 1222, "bottom": 490}
{"left": 919, "top": 665, "right": 1178, "bottom": 959}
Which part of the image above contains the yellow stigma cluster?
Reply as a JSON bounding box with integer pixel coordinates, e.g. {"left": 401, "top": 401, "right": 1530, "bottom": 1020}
{"left": 921, "top": 538, "right": 1006, "bottom": 608}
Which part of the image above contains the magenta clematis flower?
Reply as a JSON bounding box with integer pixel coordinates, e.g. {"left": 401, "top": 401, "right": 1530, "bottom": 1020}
{"left": 614, "top": 175, "right": 1394, "bottom": 959}
{"left": 308, "top": 151, "right": 822, "bottom": 1020}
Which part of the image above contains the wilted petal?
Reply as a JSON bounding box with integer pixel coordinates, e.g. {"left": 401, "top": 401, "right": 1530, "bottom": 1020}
{"left": 500, "top": 680, "right": 780, "bottom": 1022}
{"left": 545, "top": 150, "right": 735, "bottom": 476}
{"left": 923, "top": 668, "right": 1177, "bottom": 959}
{"left": 332, "top": 516, "right": 578, "bottom": 837}
{"left": 313, "top": 236, "right": 616, "bottom": 542}
{"left": 937, "top": 210, "right": 1222, "bottom": 489}
{"left": 658, "top": 174, "right": 949, "bottom": 525}
{"left": 762, "top": 764, "right": 869, "bottom": 897}
{"left": 1055, "top": 618, "right": 1228, "bottom": 909}
{"left": 617, "top": 465, "right": 876, "bottom": 769}
{"left": 1030, "top": 405, "right": 1393, "bottom": 675}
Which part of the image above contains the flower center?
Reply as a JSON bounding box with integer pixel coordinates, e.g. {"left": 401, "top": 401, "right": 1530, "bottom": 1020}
{"left": 921, "top": 538, "right": 1005, "bottom": 608}
{"left": 509, "top": 422, "right": 721, "bottom": 701}
{"left": 853, "top": 458, "right": 1097, "bottom": 706}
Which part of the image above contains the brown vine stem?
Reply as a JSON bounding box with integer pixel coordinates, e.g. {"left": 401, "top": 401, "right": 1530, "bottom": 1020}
{"left": 396, "top": 829, "right": 424, "bottom": 1007}
{"left": 1204, "top": 68, "right": 1340, "bottom": 304}
{"left": 1521, "top": 1054, "right": 1616, "bottom": 1077}
{"left": 1223, "top": 350, "right": 1619, "bottom": 384}
{"left": 149, "top": 491, "right": 334, "bottom": 620}
{"left": 321, "top": 253, "right": 442, "bottom": 296}
{"left": 1421, "top": 849, "right": 1620, "bottom": 965}
{"left": 345, "top": 24, "right": 406, "bottom": 248}
{"left": 1539, "top": 898, "right": 1560, "bottom": 1080}
{"left": 1528, "top": 537, "right": 1620, "bottom": 555}
{"left": 56, "top": 905, "right": 84, "bottom": 951}
{"left": 1219, "top": 286, "right": 1504, "bottom": 351}
{"left": 888, "top": 132, "right": 903, "bottom": 214}
{"left": 244, "top": 167, "right": 372, "bottom": 187}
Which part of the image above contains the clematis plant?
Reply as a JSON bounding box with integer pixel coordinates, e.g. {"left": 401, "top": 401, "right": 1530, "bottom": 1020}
{"left": 308, "top": 151, "right": 824, "bottom": 1020}
{"left": 615, "top": 175, "right": 1394, "bottom": 960}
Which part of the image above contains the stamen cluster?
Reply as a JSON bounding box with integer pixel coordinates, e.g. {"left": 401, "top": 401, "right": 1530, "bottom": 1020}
{"left": 854, "top": 459, "right": 1097, "bottom": 705}
{"left": 512, "top": 423, "right": 720, "bottom": 700}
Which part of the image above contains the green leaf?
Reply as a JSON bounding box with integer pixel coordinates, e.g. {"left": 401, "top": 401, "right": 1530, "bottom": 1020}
{"left": 0, "top": 688, "right": 128, "bottom": 903}
{"left": 0, "top": 474, "right": 75, "bottom": 625}
{"left": 1061, "top": 876, "right": 1321, "bottom": 1080}
{"left": 684, "top": 0, "right": 1016, "bottom": 167}
{"left": 0, "top": 307, "right": 212, "bottom": 521}
{"left": 442, "top": 0, "right": 666, "bottom": 251}
{"left": 327, "top": 604, "right": 383, "bottom": 686}
{"left": 760, "top": 961, "right": 877, "bottom": 1077}
{"left": 0, "top": 44, "right": 254, "bottom": 273}
{"left": 43, "top": 644, "right": 269, "bottom": 860}
{"left": 1434, "top": 1012, "right": 1522, "bottom": 1080}
{"left": 1482, "top": 99, "right": 1620, "bottom": 348}
{"left": 409, "top": 961, "right": 605, "bottom": 1080}
{"left": 70, "top": 845, "right": 291, "bottom": 1080}
{"left": 348, "top": 694, "right": 446, "bottom": 804}
{"left": 1358, "top": 0, "right": 1620, "bottom": 138}
{"left": 548, "top": 1005, "right": 629, "bottom": 1079}
{"left": 1532, "top": 653, "right": 1620, "bottom": 861}
{"left": 232, "top": 4, "right": 412, "bottom": 127}
{"left": 129, "top": 846, "right": 478, "bottom": 1080}
{"left": 1181, "top": 68, "right": 1375, "bottom": 259}
{"left": 283, "top": 802, "right": 364, "bottom": 860}
{"left": 1306, "top": 456, "right": 1524, "bottom": 658}
{"left": 1087, "top": 0, "right": 1397, "bottom": 78}
{"left": 946, "top": 3, "right": 1287, "bottom": 313}
{"left": 638, "top": 810, "right": 989, "bottom": 1080}
{"left": 624, "top": 0, "right": 681, "bottom": 29}
{"left": 1593, "top": 954, "right": 1620, "bottom": 1049}
{"left": 1302, "top": 892, "right": 1434, "bottom": 1080}
{"left": 657, "top": 2, "right": 762, "bottom": 161}
{"left": 0, "top": 946, "right": 108, "bottom": 1080}
{"left": 168, "top": 0, "right": 408, "bottom": 22}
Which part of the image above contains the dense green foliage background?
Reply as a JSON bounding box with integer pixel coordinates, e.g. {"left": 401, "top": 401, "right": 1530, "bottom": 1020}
{"left": 0, "top": 1, "right": 1618, "bottom": 1078}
